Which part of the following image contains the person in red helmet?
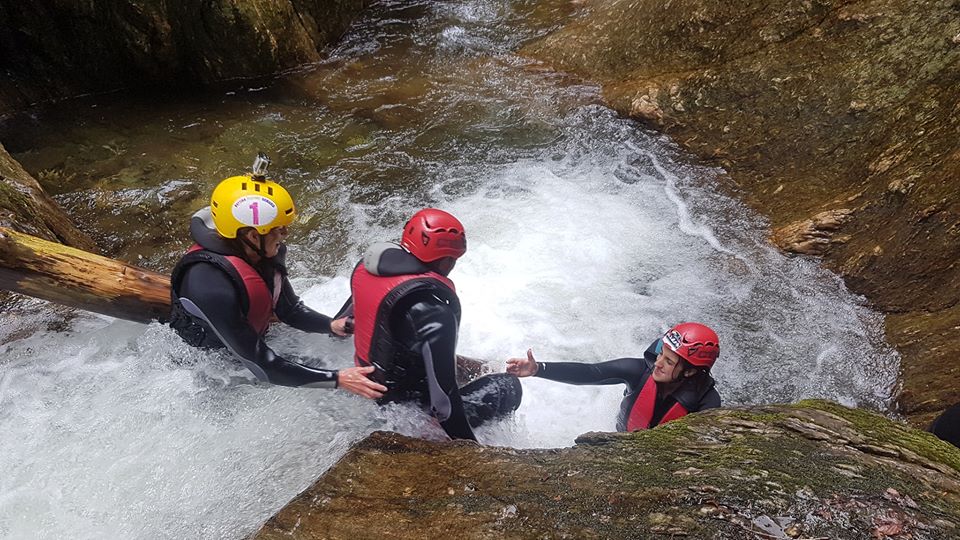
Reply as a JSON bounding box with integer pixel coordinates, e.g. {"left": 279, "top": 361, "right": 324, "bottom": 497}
{"left": 342, "top": 208, "right": 522, "bottom": 441}
{"left": 506, "top": 322, "right": 721, "bottom": 431}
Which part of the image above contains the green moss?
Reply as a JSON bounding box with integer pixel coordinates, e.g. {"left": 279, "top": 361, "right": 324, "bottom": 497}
{"left": 0, "top": 179, "right": 43, "bottom": 224}
{"left": 568, "top": 403, "right": 960, "bottom": 523}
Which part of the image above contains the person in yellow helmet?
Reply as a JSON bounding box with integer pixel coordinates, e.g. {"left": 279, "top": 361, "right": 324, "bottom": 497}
{"left": 168, "top": 154, "right": 386, "bottom": 398}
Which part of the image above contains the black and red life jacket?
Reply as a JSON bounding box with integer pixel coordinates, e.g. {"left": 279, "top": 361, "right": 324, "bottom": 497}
{"left": 173, "top": 244, "right": 281, "bottom": 334}
{"left": 624, "top": 375, "right": 690, "bottom": 431}
{"left": 168, "top": 208, "right": 282, "bottom": 347}
{"left": 349, "top": 243, "right": 460, "bottom": 391}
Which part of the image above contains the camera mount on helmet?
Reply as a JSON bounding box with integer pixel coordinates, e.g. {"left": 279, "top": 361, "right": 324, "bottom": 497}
{"left": 251, "top": 152, "right": 271, "bottom": 181}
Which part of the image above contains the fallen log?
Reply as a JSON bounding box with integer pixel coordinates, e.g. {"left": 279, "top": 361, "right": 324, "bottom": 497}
{"left": 0, "top": 226, "right": 170, "bottom": 323}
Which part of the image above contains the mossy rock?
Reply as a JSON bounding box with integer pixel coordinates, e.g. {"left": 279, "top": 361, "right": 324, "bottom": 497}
{"left": 253, "top": 401, "right": 960, "bottom": 539}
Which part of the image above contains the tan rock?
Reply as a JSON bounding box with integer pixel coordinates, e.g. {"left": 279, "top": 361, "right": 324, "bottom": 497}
{"left": 523, "top": 0, "right": 960, "bottom": 424}
{"left": 771, "top": 209, "right": 853, "bottom": 256}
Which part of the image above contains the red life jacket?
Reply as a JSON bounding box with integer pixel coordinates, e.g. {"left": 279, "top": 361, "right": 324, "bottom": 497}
{"left": 182, "top": 244, "right": 281, "bottom": 335}
{"left": 351, "top": 261, "right": 457, "bottom": 368}
{"left": 625, "top": 375, "right": 690, "bottom": 431}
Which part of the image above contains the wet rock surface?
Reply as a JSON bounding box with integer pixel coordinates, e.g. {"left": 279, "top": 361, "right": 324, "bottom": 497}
{"left": 523, "top": 0, "right": 960, "bottom": 425}
{"left": 253, "top": 401, "right": 960, "bottom": 539}
{"left": 0, "top": 0, "right": 369, "bottom": 115}
{"left": 0, "top": 142, "right": 94, "bottom": 250}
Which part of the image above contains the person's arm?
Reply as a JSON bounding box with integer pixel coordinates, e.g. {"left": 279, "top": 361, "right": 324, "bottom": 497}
{"left": 274, "top": 273, "right": 353, "bottom": 336}
{"left": 273, "top": 275, "right": 339, "bottom": 334}
{"left": 405, "top": 299, "right": 476, "bottom": 441}
{"left": 178, "top": 264, "right": 381, "bottom": 396}
{"left": 507, "top": 349, "right": 644, "bottom": 385}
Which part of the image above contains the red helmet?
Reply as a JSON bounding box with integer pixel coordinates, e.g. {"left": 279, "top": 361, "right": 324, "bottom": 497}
{"left": 662, "top": 322, "right": 720, "bottom": 369}
{"left": 400, "top": 208, "right": 467, "bottom": 262}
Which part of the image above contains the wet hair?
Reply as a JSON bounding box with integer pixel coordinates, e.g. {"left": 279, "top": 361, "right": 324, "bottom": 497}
{"left": 678, "top": 358, "right": 710, "bottom": 378}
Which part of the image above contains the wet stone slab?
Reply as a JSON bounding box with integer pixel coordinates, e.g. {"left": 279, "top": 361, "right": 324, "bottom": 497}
{"left": 252, "top": 401, "right": 960, "bottom": 539}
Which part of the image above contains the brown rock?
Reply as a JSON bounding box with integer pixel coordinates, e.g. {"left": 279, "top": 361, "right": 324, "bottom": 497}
{"left": 0, "top": 143, "right": 95, "bottom": 251}
{"left": 252, "top": 403, "right": 960, "bottom": 540}
{"left": 771, "top": 209, "right": 852, "bottom": 256}
{"left": 0, "top": 0, "right": 369, "bottom": 115}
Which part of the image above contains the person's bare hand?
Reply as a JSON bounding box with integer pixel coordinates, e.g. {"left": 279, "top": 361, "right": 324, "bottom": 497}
{"left": 506, "top": 348, "right": 538, "bottom": 377}
{"left": 337, "top": 366, "right": 387, "bottom": 399}
{"left": 330, "top": 317, "right": 351, "bottom": 337}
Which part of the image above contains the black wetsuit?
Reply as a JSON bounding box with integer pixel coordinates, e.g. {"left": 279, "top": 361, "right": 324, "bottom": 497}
{"left": 393, "top": 289, "right": 475, "bottom": 440}
{"left": 169, "top": 208, "right": 342, "bottom": 388}
{"left": 535, "top": 340, "right": 721, "bottom": 431}
{"left": 349, "top": 243, "right": 476, "bottom": 440}
{"left": 929, "top": 402, "right": 960, "bottom": 449}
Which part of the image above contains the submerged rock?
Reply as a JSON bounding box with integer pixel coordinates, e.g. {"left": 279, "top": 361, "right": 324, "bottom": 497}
{"left": 253, "top": 401, "right": 960, "bottom": 539}
{"left": 522, "top": 0, "right": 960, "bottom": 425}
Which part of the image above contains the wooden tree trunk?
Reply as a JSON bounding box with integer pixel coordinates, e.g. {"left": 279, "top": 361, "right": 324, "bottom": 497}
{"left": 0, "top": 226, "right": 170, "bottom": 323}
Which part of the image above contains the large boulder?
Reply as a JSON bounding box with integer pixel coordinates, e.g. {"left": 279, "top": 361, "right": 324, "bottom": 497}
{"left": 523, "top": 0, "right": 960, "bottom": 426}
{"left": 253, "top": 401, "right": 960, "bottom": 539}
{"left": 0, "top": 0, "right": 368, "bottom": 114}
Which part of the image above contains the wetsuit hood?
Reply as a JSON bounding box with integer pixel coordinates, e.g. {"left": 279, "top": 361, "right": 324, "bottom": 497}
{"left": 190, "top": 207, "right": 237, "bottom": 255}
{"left": 363, "top": 242, "right": 431, "bottom": 277}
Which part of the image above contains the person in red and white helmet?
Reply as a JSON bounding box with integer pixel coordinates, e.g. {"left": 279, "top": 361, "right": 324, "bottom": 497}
{"left": 507, "top": 322, "right": 721, "bottom": 431}
{"left": 341, "top": 208, "right": 522, "bottom": 441}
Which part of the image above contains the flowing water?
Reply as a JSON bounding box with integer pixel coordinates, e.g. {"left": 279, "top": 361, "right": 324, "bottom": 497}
{"left": 0, "top": 0, "right": 899, "bottom": 538}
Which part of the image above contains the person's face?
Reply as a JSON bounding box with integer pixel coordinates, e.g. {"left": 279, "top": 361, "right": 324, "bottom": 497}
{"left": 244, "top": 226, "right": 287, "bottom": 259}
{"left": 652, "top": 345, "right": 686, "bottom": 383}
{"left": 262, "top": 226, "right": 288, "bottom": 258}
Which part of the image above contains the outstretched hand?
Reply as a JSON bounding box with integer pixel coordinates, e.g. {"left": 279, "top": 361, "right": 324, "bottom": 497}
{"left": 506, "top": 348, "right": 539, "bottom": 377}
{"left": 337, "top": 366, "right": 387, "bottom": 399}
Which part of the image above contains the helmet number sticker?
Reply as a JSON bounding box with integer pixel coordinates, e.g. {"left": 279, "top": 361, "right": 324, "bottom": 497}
{"left": 232, "top": 195, "right": 277, "bottom": 228}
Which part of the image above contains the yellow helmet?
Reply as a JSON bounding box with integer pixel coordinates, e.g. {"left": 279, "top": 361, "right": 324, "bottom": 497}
{"left": 209, "top": 174, "right": 296, "bottom": 238}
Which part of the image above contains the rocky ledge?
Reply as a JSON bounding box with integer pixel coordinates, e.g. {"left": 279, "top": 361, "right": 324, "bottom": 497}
{"left": 253, "top": 401, "right": 960, "bottom": 539}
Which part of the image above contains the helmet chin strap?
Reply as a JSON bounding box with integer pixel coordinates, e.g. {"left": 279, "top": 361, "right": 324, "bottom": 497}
{"left": 240, "top": 232, "right": 269, "bottom": 260}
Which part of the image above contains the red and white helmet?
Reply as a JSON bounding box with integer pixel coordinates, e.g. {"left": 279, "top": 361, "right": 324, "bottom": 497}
{"left": 400, "top": 208, "right": 467, "bottom": 263}
{"left": 662, "top": 322, "right": 720, "bottom": 369}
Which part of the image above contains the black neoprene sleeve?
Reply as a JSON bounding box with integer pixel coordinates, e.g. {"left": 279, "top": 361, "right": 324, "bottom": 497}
{"left": 177, "top": 263, "right": 339, "bottom": 388}
{"left": 404, "top": 300, "right": 476, "bottom": 441}
{"left": 273, "top": 276, "right": 335, "bottom": 334}
{"left": 535, "top": 357, "right": 646, "bottom": 387}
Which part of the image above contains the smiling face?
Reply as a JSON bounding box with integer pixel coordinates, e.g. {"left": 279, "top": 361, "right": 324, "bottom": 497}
{"left": 260, "top": 226, "right": 288, "bottom": 258}
{"left": 652, "top": 345, "right": 686, "bottom": 383}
